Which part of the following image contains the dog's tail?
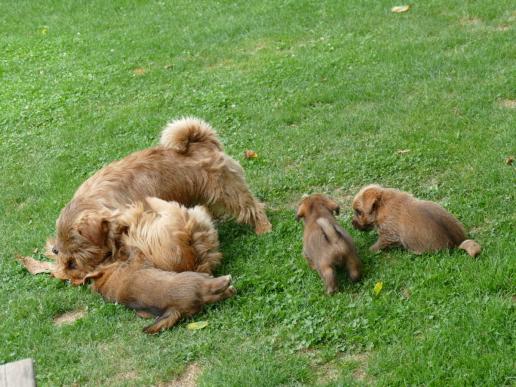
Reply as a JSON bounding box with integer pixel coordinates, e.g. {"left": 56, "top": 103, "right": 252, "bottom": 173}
{"left": 316, "top": 218, "right": 349, "bottom": 253}
{"left": 160, "top": 117, "right": 222, "bottom": 153}
{"left": 458, "top": 239, "right": 481, "bottom": 257}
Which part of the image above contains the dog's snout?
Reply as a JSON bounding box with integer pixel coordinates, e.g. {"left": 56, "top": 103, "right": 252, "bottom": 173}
{"left": 52, "top": 246, "right": 59, "bottom": 255}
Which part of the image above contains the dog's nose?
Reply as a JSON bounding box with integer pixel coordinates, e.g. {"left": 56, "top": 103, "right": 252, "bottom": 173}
{"left": 52, "top": 247, "right": 59, "bottom": 255}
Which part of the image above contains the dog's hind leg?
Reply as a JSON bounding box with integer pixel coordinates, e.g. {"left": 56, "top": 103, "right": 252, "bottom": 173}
{"left": 143, "top": 308, "right": 182, "bottom": 334}
{"left": 211, "top": 155, "right": 272, "bottom": 234}
{"left": 320, "top": 265, "right": 338, "bottom": 295}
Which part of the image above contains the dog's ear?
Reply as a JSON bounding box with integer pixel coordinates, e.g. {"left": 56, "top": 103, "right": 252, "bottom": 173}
{"left": 325, "top": 198, "right": 340, "bottom": 215}
{"left": 363, "top": 187, "right": 382, "bottom": 215}
{"left": 76, "top": 214, "right": 110, "bottom": 247}
{"left": 82, "top": 270, "right": 104, "bottom": 284}
{"left": 296, "top": 203, "right": 306, "bottom": 221}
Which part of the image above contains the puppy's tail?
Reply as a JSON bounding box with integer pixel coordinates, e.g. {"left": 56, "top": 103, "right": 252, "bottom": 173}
{"left": 316, "top": 218, "right": 349, "bottom": 253}
{"left": 458, "top": 239, "right": 481, "bottom": 257}
{"left": 160, "top": 117, "right": 222, "bottom": 153}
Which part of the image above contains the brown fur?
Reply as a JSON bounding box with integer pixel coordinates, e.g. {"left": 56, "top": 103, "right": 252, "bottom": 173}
{"left": 51, "top": 117, "right": 271, "bottom": 282}
{"left": 352, "top": 184, "right": 481, "bottom": 256}
{"left": 83, "top": 253, "right": 236, "bottom": 334}
{"left": 296, "top": 194, "right": 362, "bottom": 294}
{"left": 117, "top": 197, "right": 222, "bottom": 274}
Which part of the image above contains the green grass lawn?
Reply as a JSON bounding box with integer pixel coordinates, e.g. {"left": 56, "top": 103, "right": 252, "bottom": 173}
{"left": 1, "top": 0, "right": 514, "bottom": 385}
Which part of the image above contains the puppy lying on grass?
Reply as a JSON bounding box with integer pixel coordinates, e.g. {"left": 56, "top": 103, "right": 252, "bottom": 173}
{"left": 352, "top": 184, "right": 481, "bottom": 256}
{"left": 51, "top": 197, "right": 222, "bottom": 283}
{"left": 84, "top": 253, "right": 235, "bottom": 334}
{"left": 296, "top": 194, "right": 362, "bottom": 294}
{"left": 117, "top": 197, "right": 222, "bottom": 275}
{"left": 51, "top": 117, "right": 271, "bottom": 283}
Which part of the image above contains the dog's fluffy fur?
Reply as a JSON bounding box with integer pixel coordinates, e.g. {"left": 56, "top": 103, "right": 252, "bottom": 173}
{"left": 351, "top": 184, "right": 481, "bottom": 256}
{"left": 296, "top": 194, "right": 362, "bottom": 294}
{"left": 51, "top": 118, "right": 271, "bottom": 282}
{"left": 117, "top": 197, "right": 221, "bottom": 274}
{"left": 84, "top": 254, "right": 235, "bottom": 334}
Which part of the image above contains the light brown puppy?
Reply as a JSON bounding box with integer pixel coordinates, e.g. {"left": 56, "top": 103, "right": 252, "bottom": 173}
{"left": 51, "top": 118, "right": 271, "bottom": 283}
{"left": 117, "top": 197, "right": 222, "bottom": 274}
{"left": 352, "top": 184, "right": 481, "bottom": 256}
{"left": 84, "top": 253, "right": 236, "bottom": 334}
{"left": 296, "top": 194, "right": 362, "bottom": 294}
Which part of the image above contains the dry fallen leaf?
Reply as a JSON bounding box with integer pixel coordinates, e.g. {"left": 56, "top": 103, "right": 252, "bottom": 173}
{"left": 244, "top": 150, "right": 258, "bottom": 159}
{"left": 373, "top": 281, "right": 383, "bottom": 296}
{"left": 17, "top": 256, "right": 56, "bottom": 275}
{"left": 506, "top": 156, "right": 514, "bottom": 165}
{"left": 401, "top": 288, "right": 411, "bottom": 299}
{"left": 391, "top": 5, "right": 411, "bottom": 13}
{"left": 54, "top": 309, "right": 86, "bottom": 326}
{"left": 133, "top": 67, "right": 145, "bottom": 76}
{"left": 396, "top": 149, "right": 410, "bottom": 155}
{"left": 186, "top": 321, "right": 208, "bottom": 330}
{"left": 164, "top": 64, "right": 173, "bottom": 70}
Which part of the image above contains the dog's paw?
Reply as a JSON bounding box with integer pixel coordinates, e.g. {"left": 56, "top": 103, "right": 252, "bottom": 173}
{"left": 255, "top": 221, "right": 272, "bottom": 234}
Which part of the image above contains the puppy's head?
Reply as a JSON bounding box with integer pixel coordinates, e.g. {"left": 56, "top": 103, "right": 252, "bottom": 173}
{"left": 296, "top": 194, "right": 340, "bottom": 221}
{"left": 51, "top": 200, "right": 121, "bottom": 284}
{"left": 352, "top": 184, "right": 383, "bottom": 231}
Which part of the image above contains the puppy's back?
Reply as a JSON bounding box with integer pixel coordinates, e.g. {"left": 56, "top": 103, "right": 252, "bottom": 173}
{"left": 401, "top": 199, "right": 466, "bottom": 252}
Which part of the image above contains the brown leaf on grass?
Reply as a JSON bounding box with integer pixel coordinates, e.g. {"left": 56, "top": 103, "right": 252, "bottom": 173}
{"left": 396, "top": 149, "right": 410, "bottom": 155}
{"left": 17, "top": 256, "right": 56, "bottom": 275}
{"left": 133, "top": 67, "right": 145, "bottom": 76}
{"left": 53, "top": 309, "right": 86, "bottom": 326}
{"left": 391, "top": 5, "right": 411, "bottom": 13}
{"left": 244, "top": 150, "right": 258, "bottom": 159}
{"left": 164, "top": 64, "right": 173, "bottom": 70}
{"left": 506, "top": 156, "right": 514, "bottom": 166}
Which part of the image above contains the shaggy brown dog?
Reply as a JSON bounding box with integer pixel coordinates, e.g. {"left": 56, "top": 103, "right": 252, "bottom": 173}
{"left": 351, "top": 184, "right": 481, "bottom": 256}
{"left": 51, "top": 118, "right": 271, "bottom": 282}
{"left": 83, "top": 254, "right": 235, "bottom": 334}
{"left": 296, "top": 194, "right": 362, "bottom": 294}
{"left": 117, "top": 197, "right": 222, "bottom": 274}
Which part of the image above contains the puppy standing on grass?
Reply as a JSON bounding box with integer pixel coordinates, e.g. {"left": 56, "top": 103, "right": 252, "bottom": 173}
{"left": 83, "top": 253, "right": 235, "bottom": 334}
{"left": 296, "top": 194, "right": 362, "bottom": 294}
{"left": 50, "top": 118, "right": 271, "bottom": 283}
{"left": 351, "top": 184, "right": 481, "bottom": 256}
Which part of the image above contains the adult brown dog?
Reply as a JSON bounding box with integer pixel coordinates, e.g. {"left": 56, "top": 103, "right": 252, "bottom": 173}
{"left": 296, "top": 194, "right": 362, "bottom": 294}
{"left": 83, "top": 254, "right": 235, "bottom": 334}
{"left": 51, "top": 118, "right": 271, "bottom": 283}
{"left": 351, "top": 184, "right": 481, "bottom": 256}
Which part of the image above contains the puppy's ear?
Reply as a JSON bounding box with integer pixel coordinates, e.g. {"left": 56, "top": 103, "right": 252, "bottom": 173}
{"left": 363, "top": 188, "right": 382, "bottom": 214}
{"left": 296, "top": 204, "right": 306, "bottom": 221}
{"left": 82, "top": 270, "right": 104, "bottom": 284}
{"left": 325, "top": 198, "right": 340, "bottom": 215}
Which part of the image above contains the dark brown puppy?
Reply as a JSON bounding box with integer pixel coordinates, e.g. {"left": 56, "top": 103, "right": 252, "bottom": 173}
{"left": 352, "top": 184, "right": 481, "bottom": 256}
{"left": 296, "top": 194, "right": 362, "bottom": 294}
{"left": 51, "top": 118, "right": 271, "bottom": 283}
{"left": 84, "top": 253, "right": 235, "bottom": 334}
